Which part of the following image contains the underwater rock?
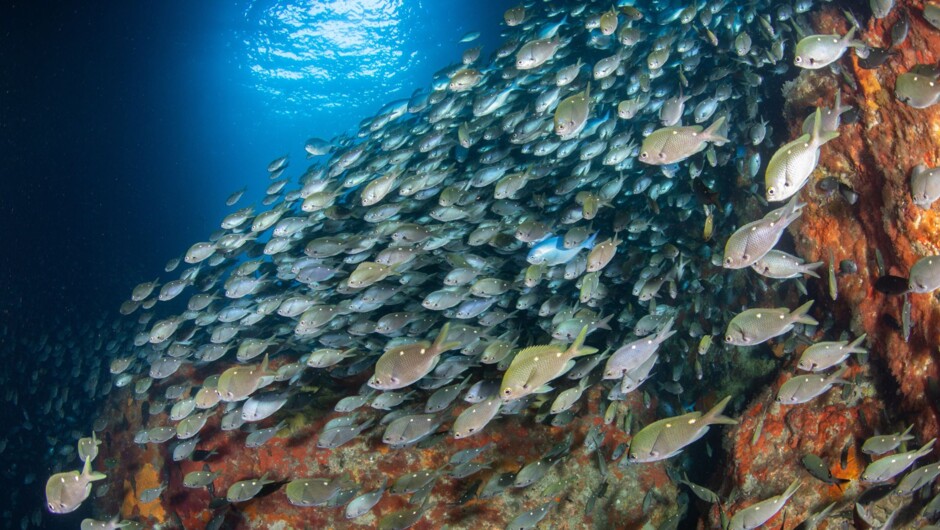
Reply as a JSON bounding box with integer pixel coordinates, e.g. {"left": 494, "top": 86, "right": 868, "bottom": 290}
{"left": 96, "top": 387, "right": 682, "bottom": 529}
{"left": 707, "top": 2, "right": 940, "bottom": 527}
{"left": 785, "top": 3, "right": 940, "bottom": 441}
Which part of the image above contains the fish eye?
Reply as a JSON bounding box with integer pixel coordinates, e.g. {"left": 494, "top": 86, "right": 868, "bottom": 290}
{"left": 640, "top": 152, "right": 648, "bottom": 159}
{"left": 724, "top": 336, "right": 732, "bottom": 343}
{"left": 767, "top": 187, "right": 776, "bottom": 196}
{"left": 794, "top": 56, "right": 802, "bottom": 63}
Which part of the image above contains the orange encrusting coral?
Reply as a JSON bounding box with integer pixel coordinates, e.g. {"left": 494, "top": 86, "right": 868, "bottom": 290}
{"left": 785, "top": 4, "right": 940, "bottom": 442}
{"left": 122, "top": 461, "right": 167, "bottom": 524}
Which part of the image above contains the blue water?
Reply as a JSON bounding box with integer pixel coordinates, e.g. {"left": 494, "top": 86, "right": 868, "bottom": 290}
{"left": 1, "top": 0, "right": 512, "bottom": 317}
{"left": 0, "top": 1, "right": 511, "bottom": 526}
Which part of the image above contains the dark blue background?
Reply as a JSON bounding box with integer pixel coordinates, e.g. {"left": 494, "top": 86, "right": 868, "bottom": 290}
{"left": 1, "top": 0, "right": 512, "bottom": 319}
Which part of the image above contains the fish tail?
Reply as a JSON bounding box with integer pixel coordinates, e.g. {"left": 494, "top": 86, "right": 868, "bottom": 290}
{"left": 781, "top": 479, "right": 802, "bottom": 501}
{"left": 917, "top": 438, "right": 937, "bottom": 457}
{"left": 567, "top": 325, "right": 591, "bottom": 356}
{"left": 431, "top": 322, "right": 461, "bottom": 353}
{"left": 582, "top": 231, "right": 600, "bottom": 250}
{"left": 802, "top": 261, "right": 824, "bottom": 278}
{"left": 703, "top": 116, "right": 728, "bottom": 145}
{"left": 811, "top": 107, "right": 840, "bottom": 145}
{"left": 657, "top": 317, "right": 677, "bottom": 342}
{"left": 828, "top": 365, "right": 850, "bottom": 385}
{"left": 260, "top": 353, "right": 270, "bottom": 374}
{"left": 847, "top": 333, "right": 868, "bottom": 354}
{"left": 783, "top": 194, "right": 807, "bottom": 217}
{"left": 702, "top": 395, "right": 738, "bottom": 426}
{"left": 82, "top": 455, "right": 107, "bottom": 481}
{"left": 900, "top": 424, "right": 915, "bottom": 439}
{"left": 595, "top": 314, "right": 614, "bottom": 331}
{"left": 842, "top": 26, "right": 857, "bottom": 43}
{"left": 431, "top": 323, "right": 451, "bottom": 349}
{"left": 776, "top": 206, "right": 804, "bottom": 232}
{"left": 790, "top": 300, "right": 818, "bottom": 326}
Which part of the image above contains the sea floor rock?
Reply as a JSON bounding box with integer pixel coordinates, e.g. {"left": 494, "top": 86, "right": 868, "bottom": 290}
{"left": 788, "top": 3, "right": 940, "bottom": 441}
{"left": 93, "top": 385, "right": 682, "bottom": 529}
{"left": 710, "top": 2, "right": 940, "bottom": 527}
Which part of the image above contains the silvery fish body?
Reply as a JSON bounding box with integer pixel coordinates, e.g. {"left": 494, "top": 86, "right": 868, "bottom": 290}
{"left": 725, "top": 301, "right": 818, "bottom": 347}
{"left": 727, "top": 480, "right": 801, "bottom": 530}
{"left": 911, "top": 165, "right": 940, "bottom": 209}
{"left": 776, "top": 366, "right": 848, "bottom": 405}
{"left": 861, "top": 440, "right": 936, "bottom": 483}
{"left": 909, "top": 255, "right": 940, "bottom": 293}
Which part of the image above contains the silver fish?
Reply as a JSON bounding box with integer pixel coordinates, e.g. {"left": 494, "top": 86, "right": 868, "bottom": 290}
{"left": 725, "top": 301, "right": 818, "bottom": 347}
{"left": 862, "top": 439, "right": 936, "bottom": 483}
{"left": 776, "top": 366, "right": 848, "bottom": 404}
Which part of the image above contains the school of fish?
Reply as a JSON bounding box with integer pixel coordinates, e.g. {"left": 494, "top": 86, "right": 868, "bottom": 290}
{"left": 25, "top": 0, "right": 940, "bottom": 528}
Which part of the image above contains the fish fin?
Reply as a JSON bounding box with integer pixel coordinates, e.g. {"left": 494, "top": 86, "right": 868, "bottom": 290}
{"left": 428, "top": 354, "right": 442, "bottom": 374}
{"left": 702, "top": 395, "right": 738, "bottom": 426}
{"left": 582, "top": 231, "right": 599, "bottom": 250}
{"left": 819, "top": 130, "right": 840, "bottom": 144}
{"left": 802, "top": 261, "right": 824, "bottom": 278}
{"left": 840, "top": 26, "right": 857, "bottom": 43}
{"left": 900, "top": 424, "right": 915, "bottom": 439}
{"left": 560, "top": 359, "right": 578, "bottom": 377}
{"left": 917, "top": 438, "right": 936, "bottom": 457}
{"left": 534, "top": 385, "right": 554, "bottom": 394}
{"left": 594, "top": 314, "right": 614, "bottom": 331}
{"left": 82, "top": 456, "right": 107, "bottom": 482}
{"left": 431, "top": 323, "right": 456, "bottom": 353}
{"left": 576, "top": 347, "right": 599, "bottom": 357}
{"left": 388, "top": 262, "right": 409, "bottom": 276}
{"left": 781, "top": 479, "right": 802, "bottom": 501}
{"left": 810, "top": 107, "right": 840, "bottom": 145}
{"left": 566, "top": 325, "right": 591, "bottom": 356}
{"left": 847, "top": 333, "right": 868, "bottom": 353}
{"left": 790, "top": 300, "right": 818, "bottom": 326}
{"left": 656, "top": 317, "right": 677, "bottom": 342}
{"left": 828, "top": 365, "right": 849, "bottom": 384}
{"left": 702, "top": 116, "right": 728, "bottom": 145}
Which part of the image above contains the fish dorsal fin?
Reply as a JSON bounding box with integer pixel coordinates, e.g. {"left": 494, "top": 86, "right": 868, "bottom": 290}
{"left": 519, "top": 345, "right": 563, "bottom": 358}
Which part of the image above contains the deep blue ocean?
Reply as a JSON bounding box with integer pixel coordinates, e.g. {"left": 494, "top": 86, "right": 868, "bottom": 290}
{"left": 1, "top": 1, "right": 511, "bottom": 527}
{"left": 2, "top": 0, "right": 512, "bottom": 319}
